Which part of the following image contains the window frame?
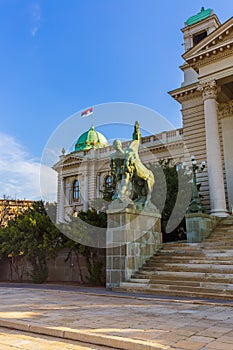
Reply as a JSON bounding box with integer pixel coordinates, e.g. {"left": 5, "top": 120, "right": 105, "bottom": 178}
{"left": 72, "top": 179, "right": 80, "bottom": 202}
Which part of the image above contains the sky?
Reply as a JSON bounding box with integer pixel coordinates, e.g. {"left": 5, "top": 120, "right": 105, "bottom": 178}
{"left": 0, "top": 0, "right": 232, "bottom": 200}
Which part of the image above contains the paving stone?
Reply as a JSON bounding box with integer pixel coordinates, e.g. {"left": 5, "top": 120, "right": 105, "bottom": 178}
{"left": 1, "top": 284, "right": 233, "bottom": 350}
{"left": 172, "top": 339, "right": 207, "bottom": 349}
{"left": 204, "top": 341, "right": 233, "bottom": 349}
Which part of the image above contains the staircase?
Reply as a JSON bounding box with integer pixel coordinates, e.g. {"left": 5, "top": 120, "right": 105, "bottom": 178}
{"left": 114, "top": 217, "right": 233, "bottom": 300}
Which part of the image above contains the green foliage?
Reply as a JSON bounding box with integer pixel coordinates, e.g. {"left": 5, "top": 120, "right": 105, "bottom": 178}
{"left": 78, "top": 209, "right": 107, "bottom": 228}
{"left": 85, "top": 252, "right": 103, "bottom": 286}
{"left": 150, "top": 160, "right": 191, "bottom": 242}
{"left": 0, "top": 201, "right": 106, "bottom": 285}
{"left": 58, "top": 209, "right": 106, "bottom": 285}
{"left": 0, "top": 201, "right": 63, "bottom": 283}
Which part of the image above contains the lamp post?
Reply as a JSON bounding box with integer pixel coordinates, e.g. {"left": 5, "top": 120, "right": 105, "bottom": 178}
{"left": 186, "top": 156, "right": 206, "bottom": 214}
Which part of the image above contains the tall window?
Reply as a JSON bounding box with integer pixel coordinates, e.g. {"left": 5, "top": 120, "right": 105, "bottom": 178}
{"left": 193, "top": 30, "right": 207, "bottom": 46}
{"left": 104, "top": 175, "right": 112, "bottom": 189}
{"left": 73, "top": 180, "right": 80, "bottom": 201}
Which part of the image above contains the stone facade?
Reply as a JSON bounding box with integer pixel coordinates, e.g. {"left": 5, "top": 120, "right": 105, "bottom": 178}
{"left": 53, "top": 129, "right": 184, "bottom": 221}
{"left": 54, "top": 10, "right": 233, "bottom": 220}
{"left": 169, "top": 11, "right": 233, "bottom": 216}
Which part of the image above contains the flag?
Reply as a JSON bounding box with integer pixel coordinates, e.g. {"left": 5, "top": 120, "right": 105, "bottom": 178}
{"left": 81, "top": 107, "right": 93, "bottom": 117}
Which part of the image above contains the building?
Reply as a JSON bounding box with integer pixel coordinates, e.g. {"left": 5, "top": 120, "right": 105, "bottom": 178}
{"left": 170, "top": 7, "right": 233, "bottom": 216}
{"left": 54, "top": 8, "right": 233, "bottom": 221}
{"left": 53, "top": 125, "right": 184, "bottom": 221}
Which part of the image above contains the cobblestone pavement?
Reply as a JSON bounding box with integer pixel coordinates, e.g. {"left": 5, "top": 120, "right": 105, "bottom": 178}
{"left": 0, "top": 327, "right": 114, "bottom": 349}
{"left": 0, "top": 284, "right": 233, "bottom": 349}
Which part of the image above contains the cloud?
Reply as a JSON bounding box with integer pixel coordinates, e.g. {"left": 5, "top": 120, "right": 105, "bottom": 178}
{"left": 30, "top": 2, "right": 41, "bottom": 37}
{"left": 0, "top": 132, "right": 57, "bottom": 201}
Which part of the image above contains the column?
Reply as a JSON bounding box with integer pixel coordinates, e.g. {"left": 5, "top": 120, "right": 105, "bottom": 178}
{"left": 83, "top": 171, "right": 88, "bottom": 211}
{"left": 200, "top": 80, "right": 228, "bottom": 216}
{"left": 57, "top": 173, "right": 65, "bottom": 222}
{"left": 219, "top": 101, "right": 233, "bottom": 212}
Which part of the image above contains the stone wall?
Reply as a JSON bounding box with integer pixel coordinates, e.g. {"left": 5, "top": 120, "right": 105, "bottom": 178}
{"left": 0, "top": 248, "right": 106, "bottom": 284}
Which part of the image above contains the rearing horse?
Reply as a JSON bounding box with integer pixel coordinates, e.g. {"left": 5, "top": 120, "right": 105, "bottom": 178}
{"left": 124, "top": 139, "right": 154, "bottom": 205}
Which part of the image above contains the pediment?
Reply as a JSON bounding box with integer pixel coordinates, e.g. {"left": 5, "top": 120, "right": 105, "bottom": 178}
{"left": 183, "top": 17, "right": 233, "bottom": 65}
{"left": 53, "top": 153, "right": 84, "bottom": 170}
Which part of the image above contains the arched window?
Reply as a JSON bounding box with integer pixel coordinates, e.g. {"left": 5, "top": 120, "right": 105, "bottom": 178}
{"left": 73, "top": 180, "right": 80, "bottom": 201}
{"left": 104, "top": 175, "right": 112, "bottom": 189}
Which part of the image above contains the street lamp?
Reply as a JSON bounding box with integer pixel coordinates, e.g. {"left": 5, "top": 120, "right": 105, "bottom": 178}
{"left": 185, "top": 156, "right": 206, "bottom": 214}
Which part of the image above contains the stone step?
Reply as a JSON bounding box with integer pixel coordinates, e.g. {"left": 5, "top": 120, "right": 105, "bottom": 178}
{"left": 121, "top": 282, "right": 233, "bottom": 296}
{"left": 140, "top": 263, "right": 233, "bottom": 273}
{"left": 149, "top": 255, "right": 233, "bottom": 263}
{"left": 114, "top": 285, "right": 233, "bottom": 300}
{"left": 114, "top": 217, "right": 233, "bottom": 301}
{"left": 129, "top": 278, "right": 151, "bottom": 283}
{"left": 146, "top": 258, "right": 233, "bottom": 265}
{"left": 134, "top": 270, "right": 233, "bottom": 283}
{"left": 158, "top": 248, "right": 233, "bottom": 255}
{"left": 129, "top": 278, "right": 233, "bottom": 288}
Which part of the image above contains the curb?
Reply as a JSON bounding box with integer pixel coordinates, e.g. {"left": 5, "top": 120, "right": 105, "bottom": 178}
{"left": 0, "top": 319, "right": 166, "bottom": 350}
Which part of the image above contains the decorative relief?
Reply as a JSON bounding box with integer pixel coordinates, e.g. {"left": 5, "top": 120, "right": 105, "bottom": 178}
{"left": 218, "top": 100, "right": 233, "bottom": 119}
{"left": 197, "top": 80, "right": 218, "bottom": 100}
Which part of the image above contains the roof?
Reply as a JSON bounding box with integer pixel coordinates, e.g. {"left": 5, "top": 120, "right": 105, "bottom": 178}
{"left": 185, "top": 7, "right": 213, "bottom": 27}
{"left": 74, "top": 125, "right": 108, "bottom": 152}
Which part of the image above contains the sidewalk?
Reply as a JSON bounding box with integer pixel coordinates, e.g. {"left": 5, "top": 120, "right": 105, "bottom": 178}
{"left": 0, "top": 283, "right": 233, "bottom": 350}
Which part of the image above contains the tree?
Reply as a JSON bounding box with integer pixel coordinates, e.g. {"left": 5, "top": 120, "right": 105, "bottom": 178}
{"left": 150, "top": 160, "right": 192, "bottom": 242}
{"left": 58, "top": 209, "right": 107, "bottom": 285}
{"left": 0, "top": 201, "right": 63, "bottom": 283}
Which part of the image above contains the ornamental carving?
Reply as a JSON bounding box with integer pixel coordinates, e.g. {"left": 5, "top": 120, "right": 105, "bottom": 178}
{"left": 197, "top": 80, "right": 218, "bottom": 100}
{"left": 218, "top": 100, "right": 233, "bottom": 119}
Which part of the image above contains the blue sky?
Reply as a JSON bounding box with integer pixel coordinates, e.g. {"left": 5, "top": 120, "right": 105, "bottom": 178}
{"left": 0, "top": 0, "right": 232, "bottom": 200}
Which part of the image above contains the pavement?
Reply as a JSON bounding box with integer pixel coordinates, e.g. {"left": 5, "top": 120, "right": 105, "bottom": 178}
{"left": 1, "top": 283, "right": 233, "bottom": 350}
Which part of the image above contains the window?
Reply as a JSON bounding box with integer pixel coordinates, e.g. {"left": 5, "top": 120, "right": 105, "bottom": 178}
{"left": 176, "top": 163, "right": 183, "bottom": 171}
{"left": 193, "top": 31, "right": 207, "bottom": 46}
{"left": 104, "top": 175, "right": 112, "bottom": 189}
{"left": 73, "top": 180, "right": 80, "bottom": 201}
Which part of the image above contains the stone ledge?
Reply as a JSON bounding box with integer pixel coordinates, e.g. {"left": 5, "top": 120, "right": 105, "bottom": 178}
{"left": 0, "top": 318, "right": 166, "bottom": 350}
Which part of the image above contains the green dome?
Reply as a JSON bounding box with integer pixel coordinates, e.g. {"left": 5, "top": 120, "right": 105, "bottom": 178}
{"left": 74, "top": 125, "right": 108, "bottom": 152}
{"left": 185, "top": 7, "right": 212, "bottom": 27}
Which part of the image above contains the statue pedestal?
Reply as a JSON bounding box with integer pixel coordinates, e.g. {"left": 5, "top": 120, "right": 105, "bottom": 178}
{"left": 106, "top": 206, "right": 161, "bottom": 288}
{"left": 185, "top": 213, "right": 220, "bottom": 243}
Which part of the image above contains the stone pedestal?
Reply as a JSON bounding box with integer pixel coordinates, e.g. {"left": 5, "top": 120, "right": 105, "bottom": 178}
{"left": 106, "top": 207, "right": 161, "bottom": 288}
{"left": 185, "top": 213, "right": 220, "bottom": 243}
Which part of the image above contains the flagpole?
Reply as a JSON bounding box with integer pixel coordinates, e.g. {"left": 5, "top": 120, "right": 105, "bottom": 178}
{"left": 91, "top": 106, "right": 94, "bottom": 127}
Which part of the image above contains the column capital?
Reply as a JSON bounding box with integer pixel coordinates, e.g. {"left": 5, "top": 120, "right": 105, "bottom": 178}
{"left": 198, "top": 80, "right": 218, "bottom": 100}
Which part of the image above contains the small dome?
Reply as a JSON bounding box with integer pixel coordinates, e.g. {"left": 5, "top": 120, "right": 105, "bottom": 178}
{"left": 74, "top": 125, "right": 108, "bottom": 152}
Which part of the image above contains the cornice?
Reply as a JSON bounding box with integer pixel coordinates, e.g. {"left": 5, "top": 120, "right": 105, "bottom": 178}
{"left": 183, "top": 17, "right": 233, "bottom": 59}
{"left": 169, "top": 83, "right": 202, "bottom": 103}
{"left": 188, "top": 44, "right": 233, "bottom": 72}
